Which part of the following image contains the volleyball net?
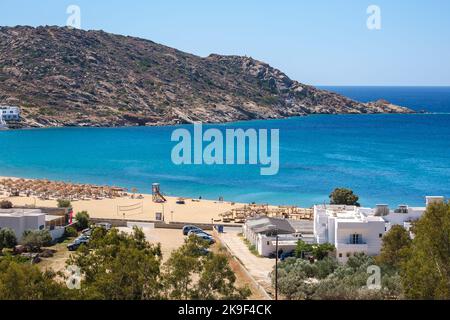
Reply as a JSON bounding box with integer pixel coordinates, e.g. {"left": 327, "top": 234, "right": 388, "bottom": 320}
{"left": 117, "top": 202, "right": 144, "bottom": 217}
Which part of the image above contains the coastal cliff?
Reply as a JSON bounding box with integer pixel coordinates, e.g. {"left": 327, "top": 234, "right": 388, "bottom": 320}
{"left": 0, "top": 26, "right": 413, "bottom": 128}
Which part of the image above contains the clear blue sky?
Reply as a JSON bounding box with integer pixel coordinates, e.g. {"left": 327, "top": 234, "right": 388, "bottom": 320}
{"left": 1, "top": 0, "right": 449, "bottom": 86}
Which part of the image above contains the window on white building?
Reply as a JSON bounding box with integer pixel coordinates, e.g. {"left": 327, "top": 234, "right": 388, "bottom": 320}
{"left": 350, "top": 234, "right": 363, "bottom": 244}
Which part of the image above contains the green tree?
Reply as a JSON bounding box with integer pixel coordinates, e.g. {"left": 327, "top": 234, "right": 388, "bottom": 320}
{"left": 75, "top": 211, "right": 90, "bottom": 230}
{"left": 312, "top": 243, "right": 335, "bottom": 261}
{"left": 68, "top": 226, "right": 163, "bottom": 300}
{"left": 401, "top": 202, "right": 450, "bottom": 299}
{"left": 295, "top": 240, "right": 313, "bottom": 258}
{"left": 21, "top": 230, "right": 52, "bottom": 252}
{"left": 378, "top": 225, "right": 411, "bottom": 269}
{"left": 195, "top": 254, "right": 251, "bottom": 299}
{"left": 57, "top": 199, "right": 71, "bottom": 208}
{"left": 163, "top": 235, "right": 204, "bottom": 299}
{"left": 0, "top": 228, "right": 17, "bottom": 250}
{"left": 329, "top": 188, "right": 360, "bottom": 206}
{"left": 295, "top": 241, "right": 335, "bottom": 260}
{"left": 274, "top": 253, "right": 401, "bottom": 300}
{"left": 64, "top": 226, "right": 78, "bottom": 238}
{"left": 0, "top": 257, "right": 73, "bottom": 300}
{"left": 163, "top": 235, "right": 250, "bottom": 300}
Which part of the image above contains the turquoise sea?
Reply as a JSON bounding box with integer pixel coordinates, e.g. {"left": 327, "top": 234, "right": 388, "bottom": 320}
{"left": 1, "top": 87, "right": 450, "bottom": 207}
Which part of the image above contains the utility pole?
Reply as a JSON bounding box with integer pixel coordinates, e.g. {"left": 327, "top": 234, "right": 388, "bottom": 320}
{"left": 275, "top": 227, "right": 279, "bottom": 300}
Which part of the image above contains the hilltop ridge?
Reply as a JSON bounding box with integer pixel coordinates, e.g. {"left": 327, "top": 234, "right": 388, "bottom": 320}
{"left": 0, "top": 26, "right": 413, "bottom": 128}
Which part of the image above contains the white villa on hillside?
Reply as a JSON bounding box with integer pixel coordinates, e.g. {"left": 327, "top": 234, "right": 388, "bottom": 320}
{"left": 0, "top": 105, "right": 20, "bottom": 122}
{"left": 313, "top": 196, "right": 445, "bottom": 263}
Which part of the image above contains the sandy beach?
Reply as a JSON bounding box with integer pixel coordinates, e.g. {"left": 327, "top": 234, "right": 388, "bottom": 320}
{"left": 0, "top": 176, "right": 245, "bottom": 224}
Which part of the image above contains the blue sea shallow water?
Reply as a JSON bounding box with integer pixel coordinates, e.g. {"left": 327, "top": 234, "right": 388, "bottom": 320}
{"left": 1, "top": 87, "right": 450, "bottom": 207}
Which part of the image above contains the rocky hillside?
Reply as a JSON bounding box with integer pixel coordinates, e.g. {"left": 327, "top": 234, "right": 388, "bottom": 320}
{"left": 0, "top": 26, "right": 413, "bottom": 128}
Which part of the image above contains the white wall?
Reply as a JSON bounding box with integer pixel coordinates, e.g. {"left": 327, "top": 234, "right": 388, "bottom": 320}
{"left": 256, "top": 234, "right": 300, "bottom": 257}
{"left": 0, "top": 213, "right": 45, "bottom": 240}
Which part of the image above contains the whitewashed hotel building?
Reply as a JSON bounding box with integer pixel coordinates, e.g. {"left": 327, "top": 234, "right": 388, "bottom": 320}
{"left": 313, "top": 196, "right": 444, "bottom": 263}
{"left": 314, "top": 205, "right": 386, "bottom": 263}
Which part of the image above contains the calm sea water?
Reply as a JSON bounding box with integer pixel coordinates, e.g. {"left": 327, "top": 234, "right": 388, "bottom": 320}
{"left": 1, "top": 87, "right": 450, "bottom": 207}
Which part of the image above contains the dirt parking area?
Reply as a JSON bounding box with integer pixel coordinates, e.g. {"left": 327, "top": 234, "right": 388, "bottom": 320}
{"left": 36, "top": 226, "right": 269, "bottom": 299}
{"left": 118, "top": 226, "right": 186, "bottom": 261}
{"left": 38, "top": 240, "right": 74, "bottom": 278}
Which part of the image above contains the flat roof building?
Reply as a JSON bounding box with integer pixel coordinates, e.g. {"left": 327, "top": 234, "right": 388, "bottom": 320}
{"left": 314, "top": 205, "right": 385, "bottom": 263}
{"left": 313, "top": 196, "right": 444, "bottom": 263}
{"left": 243, "top": 217, "right": 314, "bottom": 257}
{"left": 0, "top": 209, "right": 46, "bottom": 240}
{"left": 0, "top": 106, "right": 20, "bottom": 121}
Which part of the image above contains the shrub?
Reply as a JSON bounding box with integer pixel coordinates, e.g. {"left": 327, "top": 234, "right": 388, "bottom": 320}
{"left": 57, "top": 199, "right": 72, "bottom": 208}
{"left": 21, "top": 230, "right": 52, "bottom": 252}
{"left": 0, "top": 228, "right": 17, "bottom": 249}
{"left": 64, "top": 227, "right": 78, "bottom": 238}
{"left": 75, "top": 211, "right": 90, "bottom": 230}
{"left": 0, "top": 200, "right": 13, "bottom": 209}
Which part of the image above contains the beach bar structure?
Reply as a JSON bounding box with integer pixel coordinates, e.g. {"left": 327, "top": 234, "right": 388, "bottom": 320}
{"left": 220, "top": 204, "right": 313, "bottom": 223}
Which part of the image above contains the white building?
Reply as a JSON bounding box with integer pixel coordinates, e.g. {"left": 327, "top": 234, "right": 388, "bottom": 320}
{"left": 0, "top": 106, "right": 20, "bottom": 121}
{"left": 0, "top": 209, "right": 46, "bottom": 240}
{"left": 314, "top": 205, "right": 386, "bottom": 263}
{"left": 243, "top": 217, "right": 314, "bottom": 257}
{"left": 313, "top": 196, "right": 444, "bottom": 263}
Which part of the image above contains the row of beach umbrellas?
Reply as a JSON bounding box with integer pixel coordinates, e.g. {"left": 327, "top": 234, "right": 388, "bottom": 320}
{"left": 0, "top": 178, "right": 128, "bottom": 201}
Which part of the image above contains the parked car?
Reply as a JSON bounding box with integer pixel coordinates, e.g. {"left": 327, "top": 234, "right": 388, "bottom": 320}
{"left": 182, "top": 225, "right": 201, "bottom": 235}
{"left": 67, "top": 236, "right": 90, "bottom": 251}
{"left": 81, "top": 228, "right": 92, "bottom": 236}
{"left": 95, "top": 222, "right": 112, "bottom": 230}
{"left": 196, "top": 248, "right": 211, "bottom": 256}
{"left": 78, "top": 234, "right": 90, "bottom": 241}
{"left": 187, "top": 229, "right": 212, "bottom": 237}
{"left": 195, "top": 233, "right": 216, "bottom": 245}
